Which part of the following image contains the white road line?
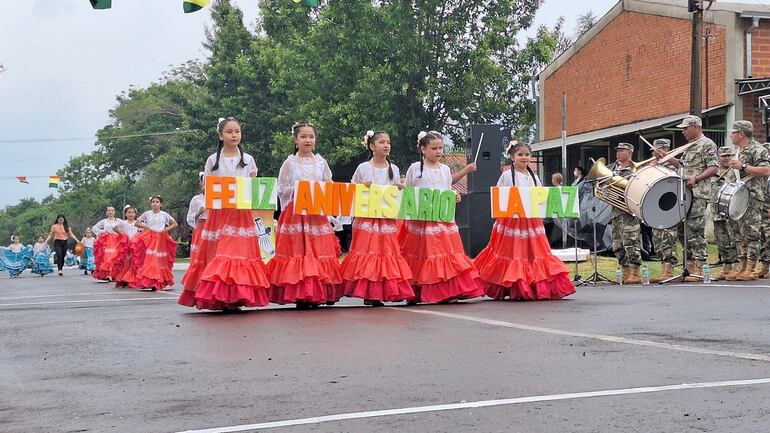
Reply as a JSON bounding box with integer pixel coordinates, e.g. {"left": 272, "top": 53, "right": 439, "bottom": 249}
{"left": 394, "top": 309, "right": 770, "bottom": 362}
{"left": 0, "top": 291, "right": 171, "bottom": 301}
{"left": 666, "top": 283, "right": 770, "bottom": 288}
{"left": 0, "top": 297, "right": 178, "bottom": 307}
{"left": 175, "top": 377, "right": 770, "bottom": 433}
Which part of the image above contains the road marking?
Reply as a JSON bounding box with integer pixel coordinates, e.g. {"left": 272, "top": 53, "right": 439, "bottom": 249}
{"left": 0, "top": 297, "right": 178, "bottom": 307}
{"left": 176, "top": 377, "right": 770, "bottom": 433}
{"left": 0, "top": 291, "right": 175, "bottom": 301}
{"left": 394, "top": 309, "right": 770, "bottom": 362}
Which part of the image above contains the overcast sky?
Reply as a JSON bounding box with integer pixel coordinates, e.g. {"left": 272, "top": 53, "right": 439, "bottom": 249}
{"left": 0, "top": 0, "right": 618, "bottom": 208}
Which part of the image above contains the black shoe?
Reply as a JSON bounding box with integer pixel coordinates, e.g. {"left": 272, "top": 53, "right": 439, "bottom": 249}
{"left": 370, "top": 300, "right": 384, "bottom": 307}
{"left": 325, "top": 301, "right": 336, "bottom": 306}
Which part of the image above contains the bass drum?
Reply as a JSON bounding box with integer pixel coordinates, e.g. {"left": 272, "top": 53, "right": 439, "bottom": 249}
{"left": 625, "top": 165, "right": 692, "bottom": 229}
{"left": 717, "top": 181, "right": 749, "bottom": 220}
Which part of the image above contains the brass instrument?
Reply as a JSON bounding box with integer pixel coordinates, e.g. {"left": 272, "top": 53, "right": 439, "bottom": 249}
{"left": 587, "top": 156, "right": 656, "bottom": 213}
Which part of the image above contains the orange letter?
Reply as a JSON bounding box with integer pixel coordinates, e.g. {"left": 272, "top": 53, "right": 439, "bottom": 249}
{"left": 293, "top": 180, "right": 314, "bottom": 215}
{"left": 313, "top": 182, "right": 333, "bottom": 215}
{"left": 491, "top": 187, "right": 507, "bottom": 218}
{"left": 334, "top": 182, "right": 357, "bottom": 217}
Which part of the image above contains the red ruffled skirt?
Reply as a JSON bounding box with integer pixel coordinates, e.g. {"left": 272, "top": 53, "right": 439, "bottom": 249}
{"left": 399, "top": 220, "right": 484, "bottom": 303}
{"left": 267, "top": 203, "right": 342, "bottom": 305}
{"left": 179, "top": 209, "right": 270, "bottom": 310}
{"left": 93, "top": 233, "right": 122, "bottom": 280}
{"left": 341, "top": 218, "right": 415, "bottom": 302}
{"left": 110, "top": 234, "right": 136, "bottom": 287}
{"left": 130, "top": 230, "right": 177, "bottom": 291}
{"left": 474, "top": 217, "right": 575, "bottom": 301}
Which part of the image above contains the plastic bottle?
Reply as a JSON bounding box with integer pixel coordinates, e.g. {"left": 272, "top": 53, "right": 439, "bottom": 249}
{"left": 615, "top": 267, "right": 623, "bottom": 285}
{"left": 642, "top": 265, "right": 650, "bottom": 286}
{"left": 702, "top": 263, "right": 710, "bottom": 284}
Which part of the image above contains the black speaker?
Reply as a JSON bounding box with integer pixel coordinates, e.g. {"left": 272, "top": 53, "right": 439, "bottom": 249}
{"left": 466, "top": 124, "right": 504, "bottom": 193}
{"left": 455, "top": 192, "right": 493, "bottom": 257}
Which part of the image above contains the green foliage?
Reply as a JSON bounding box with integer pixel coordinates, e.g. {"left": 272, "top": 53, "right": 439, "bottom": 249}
{"left": 2, "top": 0, "right": 565, "bottom": 256}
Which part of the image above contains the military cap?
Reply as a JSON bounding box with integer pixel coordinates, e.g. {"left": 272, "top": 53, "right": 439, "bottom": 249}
{"left": 653, "top": 138, "right": 671, "bottom": 149}
{"left": 676, "top": 115, "right": 703, "bottom": 128}
{"left": 728, "top": 120, "right": 753, "bottom": 134}
{"left": 718, "top": 146, "right": 734, "bottom": 156}
{"left": 616, "top": 142, "right": 634, "bottom": 152}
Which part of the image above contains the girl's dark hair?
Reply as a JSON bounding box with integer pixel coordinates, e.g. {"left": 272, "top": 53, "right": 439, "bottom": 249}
{"left": 416, "top": 131, "right": 443, "bottom": 178}
{"left": 212, "top": 117, "right": 245, "bottom": 172}
{"left": 507, "top": 140, "right": 537, "bottom": 186}
{"left": 291, "top": 122, "right": 317, "bottom": 155}
{"left": 365, "top": 131, "right": 394, "bottom": 180}
{"left": 149, "top": 195, "right": 164, "bottom": 205}
{"left": 53, "top": 213, "right": 70, "bottom": 234}
{"left": 575, "top": 166, "right": 585, "bottom": 177}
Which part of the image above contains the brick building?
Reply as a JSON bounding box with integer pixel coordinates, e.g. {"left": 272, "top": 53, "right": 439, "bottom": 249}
{"left": 534, "top": 0, "right": 770, "bottom": 183}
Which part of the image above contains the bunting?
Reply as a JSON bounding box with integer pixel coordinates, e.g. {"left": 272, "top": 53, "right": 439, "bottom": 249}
{"left": 49, "top": 176, "right": 61, "bottom": 189}
{"left": 183, "top": 0, "right": 210, "bottom": 13}
{"left": 17, "top": 177, "right": 29, "bottom": 184}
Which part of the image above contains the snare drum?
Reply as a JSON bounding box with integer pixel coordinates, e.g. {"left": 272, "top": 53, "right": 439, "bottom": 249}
{"left": 625, "top": 165, "right": 692, "bottom": 229}
{"left": 717, "top": 181, "right": 749, "bottom": 220}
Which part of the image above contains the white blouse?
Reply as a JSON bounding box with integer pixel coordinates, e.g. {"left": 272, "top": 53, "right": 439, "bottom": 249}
{"left": 33, "top": 242, "right": 48, "bottom": 253}
{"left": 351, "top": 161, "right": 401, "bottom": 186}
{"left": 186, "top": 194, "right": 207, "bottom": 229}
{"left": 497, "top": 169, "right": 542, "bottom": 188}
{"left": 92, "top": 218, "right": 122, "bottom": 236}
{"left": 277, "top": 154, "right": 333, "bottom": 209}
{"left": 138, "top": 210, "right": 175, "bottom": 232}
{"left": 118, "top": 220, "right": 142, "bottom": 240}
{"left": 403, "top": 161, "right": 452, "bottom": 189}
{"left": 7, "top": 243, "right": 24, "bottom": 253}
{"left": 81, "top": 237, "right": 95, "bottom": 248}
{"left": 204, "top": 152, "right": 258, "bottom": 177}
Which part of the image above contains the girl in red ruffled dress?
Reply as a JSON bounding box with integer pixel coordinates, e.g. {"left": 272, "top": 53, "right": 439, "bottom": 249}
{"left": 179, "top": 117, "right": 271, "bottom": 311}
{"left": 112, "top": 205, "right": 142, "bottom": 288}
{"left": 399, "top": 131, "right": 484, "bottom": 303}
{"left": 341, "top": 130, "right": 415, "bottom": 306}
{"left": 474, "top": 140, "right": 575, "bottom": 301}
{"left": 268, "top": 122, "right": 343, "bottom": 309}
{"left": 132, "top": 196, "right": 178, "bottom": 291}
{"left": 92, "top": 207, "right": 123, "bottom": 281}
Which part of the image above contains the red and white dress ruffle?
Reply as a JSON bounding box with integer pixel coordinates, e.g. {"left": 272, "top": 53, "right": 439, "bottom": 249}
{"left": 340, "top": 162, "right": 415, "bottom": 302}
{"left": 399, "top": 161, "right": 484, "bottom": 303}
{"left": 131, "top": 210, "right": 177, "bottom": 290}
{"left": 179, "top": 152, "right": 271, "bottom": 310}
{"left": 267, "top": 154, "right": 343, "bottom": 305}
{"left": 92, "top": 218, "right": 123, "bottom": 281}
{"left": 474, "top": 169, "right": 575, "bottom": 300}
{"left": 111, "top": 220, "right": 141, "bottom": 288}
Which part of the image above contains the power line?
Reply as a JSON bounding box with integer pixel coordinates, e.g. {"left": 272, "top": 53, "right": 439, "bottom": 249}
{"left": 0, "top": 129, "right": 199, "bottom": 145}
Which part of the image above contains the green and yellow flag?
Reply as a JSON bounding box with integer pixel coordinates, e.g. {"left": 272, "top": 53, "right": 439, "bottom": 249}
{"left": 183, "top": 0, "right": 210, "bottom": 13}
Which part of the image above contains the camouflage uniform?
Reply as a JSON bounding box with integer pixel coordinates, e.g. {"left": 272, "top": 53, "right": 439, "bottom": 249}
{"left": 735, "top": 139, "right": 770, "bottom": 262}
{"left": 759, "top": 141, "right": 770, "bottom": 265}
{"left": 712, "top": 159, "right": 739, "bottom": 266}
{"left": 610, "top": 144, "right": 642, "bottom": 268}
{"left": 678, "top": 134, "right": 718, "bottom": 262}
{"left": 650, "top": 139, "right": 678, "bottom": 266}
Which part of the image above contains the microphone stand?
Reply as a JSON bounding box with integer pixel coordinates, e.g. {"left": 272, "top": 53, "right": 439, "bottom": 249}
{"left": 661, "top": 160, "right": 703, "bottom": 284}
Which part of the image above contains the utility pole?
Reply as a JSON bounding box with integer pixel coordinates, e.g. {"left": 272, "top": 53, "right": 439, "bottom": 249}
{"left": 689, "top": 0, "right": 703, "bottom": 117}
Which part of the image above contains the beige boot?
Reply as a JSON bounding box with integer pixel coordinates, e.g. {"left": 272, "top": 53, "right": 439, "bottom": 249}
{"left": 651, "top": 263, "right": 674, "bottom": 283}
{"left": 624, "top": 264, "right": 642, "bottom": 284}
{"left": 737, "top": 260, "right": 758, "bottom": 281}
{"left": 725, "top": 260, "right": 745, "bottom": 281}
{"left": 683, "top": 260, "right": 702, "bottom": 282}
{"left": 758, "top": 262, "right": 770, "bottom": 279}
{"left": 713, "top": 263, "right": 734, "bottom": 281}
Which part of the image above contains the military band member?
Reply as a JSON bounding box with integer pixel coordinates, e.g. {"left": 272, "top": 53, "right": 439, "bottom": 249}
{"left": 723, "top": 121, "right": 770, "bottom": 281}
{"left": 711, "top": 146, "right": 740, "bottom": 281}
{"left": 610, "top": 142, "right": 642, "bottom": 284}
{"left": 666, "top": 115, "right": 718, "bottom": 282}
{"left": 758, "top": 141, "right": 770, "bottom": 278}
{"left": 649, "top": 138, "right": 679, "bottom": 283}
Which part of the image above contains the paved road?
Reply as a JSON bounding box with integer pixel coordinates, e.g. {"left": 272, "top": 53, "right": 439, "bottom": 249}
{"left": 1, "top": 271, "right": 770, "bottom": 432}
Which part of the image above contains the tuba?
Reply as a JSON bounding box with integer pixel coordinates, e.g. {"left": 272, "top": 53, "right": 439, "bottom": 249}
{"left": 587, "top": 157, "right": 655, "bottom": 214}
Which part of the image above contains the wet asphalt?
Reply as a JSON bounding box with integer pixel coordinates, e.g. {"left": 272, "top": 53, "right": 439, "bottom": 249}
{"left": 1, "top": 270, "right": 770, "bottom": 433}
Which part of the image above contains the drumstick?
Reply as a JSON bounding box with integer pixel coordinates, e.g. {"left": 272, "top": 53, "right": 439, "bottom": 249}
{"left": 639, "top": 135, "right": 655, "bottom": 151}
{"left": 473, "top": 132, "right": 484, "bottom": 165}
